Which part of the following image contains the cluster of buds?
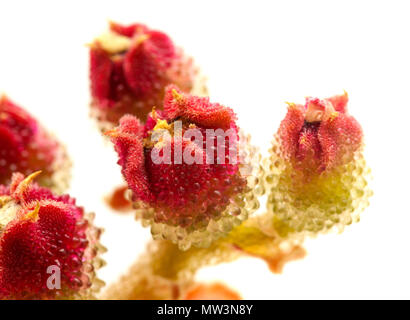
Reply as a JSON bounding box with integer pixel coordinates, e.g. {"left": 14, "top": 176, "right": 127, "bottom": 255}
{"left": 0, "top": 96, "right": 70, "bottom": 192}
{"left": 89, "top": 22, "right": 206, "bottom": 129}
{"left": 265, "top": 92, "right": 372, "bottom": 238}
{"left": 0, "top": 172, "right": 105, "bottom": 300}
{"left": 0, "top": 17, "right": 374, "bottom": 300}
{"left": 103, "top": 92, "right": 372, "bottom": 300}
{"left": 106, "top": 85, "right": 263, "bottom": 250}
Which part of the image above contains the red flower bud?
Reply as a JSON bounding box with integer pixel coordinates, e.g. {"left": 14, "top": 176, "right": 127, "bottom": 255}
{"left": 0, "top": 172, "right": 105, "bottom": 299}
{"left": 0, "top": 96, "right": 70, "bottom": 192}
{"left": 278, "top": 92, "right": 362, "bottom": 173}
{"left": 89, "top": 22, "right": 206, "bottom": 128}
{"left": 265, "top": 92, "right": 372, "bottom": 237}
{"left": 106, "top": 86, "right": 262, "bottom": 249}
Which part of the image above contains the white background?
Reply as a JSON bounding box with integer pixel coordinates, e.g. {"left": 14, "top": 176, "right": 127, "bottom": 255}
{"left": 0, "top": 0, "right": 409, "bottom": 299}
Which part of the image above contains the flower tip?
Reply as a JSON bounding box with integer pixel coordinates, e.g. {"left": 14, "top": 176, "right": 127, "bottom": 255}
{"left": 285, "top": 101, "right": 296, "bottom": 108}
{"left": 13, "top": 171, "right": 42, "bottom": 197}
{"left": 171, "top": 88, "right": 183, "bottom": 102}
{"left": 343, "top": 89, "right": 349, "bottom": 98}
{"left": 104, "top": 128, "right": 119, "bottom": 138}
{"left": 20, "top": 170, "right": 42, "bottom": 187}
{"left": 325, "top": 111, "right": 339, "bottom": 123}
{"left": 28, "top": 170, "right": 43, "bottom": 178}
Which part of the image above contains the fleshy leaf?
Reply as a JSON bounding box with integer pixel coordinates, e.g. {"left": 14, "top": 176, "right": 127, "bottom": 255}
{"left": 277, "top": 103, "right": 305, "bottom": 161}
{"left": 90, "top": 46, "right": 113, "bottom": 107}
{"left": 318, "top": 112, "right": 363, "bottom": 170}
{"left": 105, "top": 125, "right": 151, "bottom": 202}
{"left": 123, "top": 40, "right": 160, "bottom": 97}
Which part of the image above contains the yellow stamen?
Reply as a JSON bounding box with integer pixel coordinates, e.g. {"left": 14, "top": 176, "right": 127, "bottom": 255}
{"left": 328, "top": 111, "right": 339, "bottom": 122}
{"left": 23, "top": 202, "right": 40, "bottom": 222}
{"left": 151, "top": 107, "right": 158, "bottom": 121}
{"left": 172, "top": 89, "right": 184, "bottom": 102}
{"left": 153, "top": 119, "right": 170, "bottom": 131}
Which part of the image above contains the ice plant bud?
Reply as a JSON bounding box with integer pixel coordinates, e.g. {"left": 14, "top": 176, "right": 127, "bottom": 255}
{"left": 89, "top": 22, "right": 206, "bottom": 128}
{"left": 0, "top": 96, "right": 70, "bottom": 192}
{"left": 106, "top": 85, "right": 263, "bottom": 250}
{"left": 265, "top": 92, "right": 372, "bottom": 237}
{"left": 0, "top": 172, "right": 105, "bottom": 300}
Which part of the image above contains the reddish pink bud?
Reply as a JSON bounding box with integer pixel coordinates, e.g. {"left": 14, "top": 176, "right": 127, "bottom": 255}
{"left": 266, "top": 92, "right": 371, "bottom": 237}
{"left": 106, "top": 86, "right": 262, "bottom": 249}
{"left": 0, "top": 172, "right": 105, "bottom": 299}
{"left": 278, "top": 93, "right": 362, "bottom": 173}
{"left": 0, "top": 96, "right": 70, "bottom": 191}
{"left": 89, "top": 22, "right": 205, "bottom": 127}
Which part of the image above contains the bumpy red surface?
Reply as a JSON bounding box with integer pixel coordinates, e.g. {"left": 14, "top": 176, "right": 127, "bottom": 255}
{"left": 164, "top": 85, "right": 236, "bottom": 129}
{"left": 108, "top": 115, "right": 151, "bottom": 203}
{"left": 0, "top": 97, "right": 60, "bottom": 185}
{"left": 0, "top": 173, "right": 95, "bottom": 299}
{"left": 278, "top": 93, "right": 363, "bottom": 172}
{"left": 107, "top": 86, "right": 246, "bottom": 225}
{"left": 90, "top": 22, "right": 196, "bottom": 124}
{"left": 90, "top": 47, "right": 113, "bottom": 108}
